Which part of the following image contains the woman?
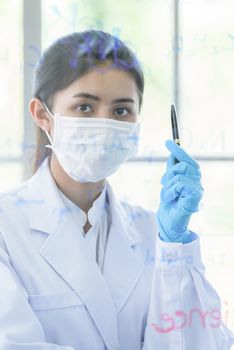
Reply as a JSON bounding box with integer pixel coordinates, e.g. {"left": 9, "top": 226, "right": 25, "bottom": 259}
{"left": 0, "top": 30, "right": 233, "bottom": 350}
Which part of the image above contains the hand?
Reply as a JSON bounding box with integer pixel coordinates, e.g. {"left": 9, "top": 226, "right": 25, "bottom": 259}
{"left": 156, "top": 140, "right": 204, "bottom": 244}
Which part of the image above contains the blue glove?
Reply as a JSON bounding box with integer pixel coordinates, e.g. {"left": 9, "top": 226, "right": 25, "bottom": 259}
{"left": 156, "top": 140, "right": 204, "bottom": 244}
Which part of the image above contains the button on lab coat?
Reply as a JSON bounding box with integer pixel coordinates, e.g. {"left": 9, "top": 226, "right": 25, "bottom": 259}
{"left": 0, "top": 156, "right": 233, "bottom": 350}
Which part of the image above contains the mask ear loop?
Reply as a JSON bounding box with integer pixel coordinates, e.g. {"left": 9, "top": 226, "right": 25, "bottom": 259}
{"left": 41, "top": 102, "right": 55, "bottom": 149}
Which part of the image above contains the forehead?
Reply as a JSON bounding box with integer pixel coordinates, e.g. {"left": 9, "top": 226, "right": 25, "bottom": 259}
{"left": 58, "top": 67, "right": 138, "bottom": 99}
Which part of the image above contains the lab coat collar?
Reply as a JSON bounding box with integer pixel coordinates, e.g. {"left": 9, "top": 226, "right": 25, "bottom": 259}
{"left": 28, "top": 156, "right": 141, "bottom": 246}
{"left": 26, "top": 156, "right": 144, "bottom": 350}
{"left": 58, "top": 180, "right": 107, "bottom": 229}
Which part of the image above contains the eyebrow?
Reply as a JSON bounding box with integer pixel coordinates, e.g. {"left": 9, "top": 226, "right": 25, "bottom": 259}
{"left": 72, "top": 92, "right": 136, "bottom": 104}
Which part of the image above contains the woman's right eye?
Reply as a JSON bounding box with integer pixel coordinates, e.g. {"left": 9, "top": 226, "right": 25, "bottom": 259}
{"left": 76, "top": 104, "right": 93, "bottom": 113}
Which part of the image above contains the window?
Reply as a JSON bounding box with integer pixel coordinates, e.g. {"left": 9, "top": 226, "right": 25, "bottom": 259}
{"left": 0, "top": 0, "right": 23, "bottom": 191}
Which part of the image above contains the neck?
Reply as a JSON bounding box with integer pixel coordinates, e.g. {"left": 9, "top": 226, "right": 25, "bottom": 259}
{"left": 49, "top": 154, "right": 106, "bottom": 213}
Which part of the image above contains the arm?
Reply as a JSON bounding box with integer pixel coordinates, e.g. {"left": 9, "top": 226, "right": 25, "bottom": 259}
{"left": 142, "top": 140, "right": 234, "bottom": 349}
{"left": 0, "top": 233, "right": 74, "bottom": 350}
{"left": 142, "top": 233, "right": 234, "bottom": 350}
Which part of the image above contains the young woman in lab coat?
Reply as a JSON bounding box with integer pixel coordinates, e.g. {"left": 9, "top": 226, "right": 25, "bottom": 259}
{"left": 0, "top": 30, "right": 233, "bottom": 350}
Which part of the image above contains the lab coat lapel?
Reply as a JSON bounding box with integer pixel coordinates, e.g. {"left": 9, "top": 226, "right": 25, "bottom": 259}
{"left": 27, "top": 157, "right": 145, "bottom": 349}
{"left": 27, "top": 157, "right": 119, "bottom": 350}
{"left": 103, "top": 182, "right": 144, "bottom": 315}
{"left": 39, "top": 213, "right": 119, "bottom": 350}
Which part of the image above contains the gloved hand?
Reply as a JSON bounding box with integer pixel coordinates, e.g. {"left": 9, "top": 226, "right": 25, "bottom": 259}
{"left": 156, "top": 140, "right": 204, "bottom": 244}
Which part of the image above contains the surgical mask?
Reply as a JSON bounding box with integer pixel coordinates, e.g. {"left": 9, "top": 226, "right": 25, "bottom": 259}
{"left": 42, "top": 103, "right": 140, "bottom": 182}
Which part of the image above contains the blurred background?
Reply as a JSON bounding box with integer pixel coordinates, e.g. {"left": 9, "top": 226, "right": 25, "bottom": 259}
{"left": 0, "top": 0, "right": 233, "bottom": 331}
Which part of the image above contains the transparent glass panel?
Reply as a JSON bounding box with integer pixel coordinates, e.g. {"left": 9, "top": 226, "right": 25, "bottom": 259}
{"left": 0, "top": 162, "right": 23, "bottom": 192}
{"left": 0, "top": 0, "right": 23, "bottom": 158}
{"left": 109, "top": 160, "right": 234, "bottom": 331}
{"left": 180, "top": 0, "right": 234, "bottom": 157}
{"left": 108, "top": 160, "right": 234, "bottom": 237}
{"left": 41, "top": 0, "right": 173, "bottom": 157}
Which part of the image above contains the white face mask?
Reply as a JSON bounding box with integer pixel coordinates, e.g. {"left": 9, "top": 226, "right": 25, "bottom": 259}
{"left": 42, "top": 103, "right": 140, "bottom": 183}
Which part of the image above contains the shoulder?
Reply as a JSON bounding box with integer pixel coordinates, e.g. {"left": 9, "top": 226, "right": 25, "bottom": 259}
{"left": 0, "top": 179, "right": 30, "bottom": 227}
{"left": 0, "top": 179, "right": 29, "bottom": 205}
{"left": 118, "top": 200, "right": 159, "bottom": 265}
{"left": 120, "top": 200, "right": 158, "bottom": 240}
{"left": 120, "top": 200, "right": 155, "bottom": 222}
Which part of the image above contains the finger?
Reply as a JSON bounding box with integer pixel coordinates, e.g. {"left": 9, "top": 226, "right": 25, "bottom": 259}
{"left": 180, "top": 195, "right": 203, "bottom": 213}
{"left": 165, "top": 139, "right": 200, "bottom": 169}
{"left": 161, "top": 161, "right": 201, "bottom": 185}
{"left": 166, "top": 154, "right": 175, "bottom": 170}
{"left": 160, "top": 179, "right": 203, "bottom": 203}
{"left": 162, "top": 173, "right": 203, "bottom": 192}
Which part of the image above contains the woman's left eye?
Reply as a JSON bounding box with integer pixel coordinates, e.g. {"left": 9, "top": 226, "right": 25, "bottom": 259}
{"left": 76, "top": 104, "right": 92, "bottom": 113}
{"left": 114, "top": 107, "right": 131, "bottom": 116}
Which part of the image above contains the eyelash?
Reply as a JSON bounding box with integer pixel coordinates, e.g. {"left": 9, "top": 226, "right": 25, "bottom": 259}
{"left": 75, "top": 104, "right": 132, "bottom": 116}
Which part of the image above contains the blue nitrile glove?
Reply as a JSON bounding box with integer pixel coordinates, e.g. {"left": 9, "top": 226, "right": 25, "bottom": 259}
{"left": 156, "top": 140, "right": 204, "bottom": 244}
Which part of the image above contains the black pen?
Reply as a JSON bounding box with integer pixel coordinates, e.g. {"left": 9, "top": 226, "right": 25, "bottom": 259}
{"left": 171, "top": 104, "right": 180, "bottom": 164}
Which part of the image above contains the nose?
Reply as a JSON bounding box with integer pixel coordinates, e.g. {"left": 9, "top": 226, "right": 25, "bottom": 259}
{"left": 94, "top": 106, "right": 113, "bottom": 119}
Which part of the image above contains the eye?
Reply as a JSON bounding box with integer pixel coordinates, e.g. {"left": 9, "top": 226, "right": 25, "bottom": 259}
{"left": 114, "top": 107, "right": 131, "bottom": 117}
{"left": 76, "top": 104, "right": 93, "bottom": 113}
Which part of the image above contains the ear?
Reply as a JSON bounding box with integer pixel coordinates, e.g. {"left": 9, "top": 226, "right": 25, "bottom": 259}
{"left": 29, "top": 98, "right": 53, "bottom": 132}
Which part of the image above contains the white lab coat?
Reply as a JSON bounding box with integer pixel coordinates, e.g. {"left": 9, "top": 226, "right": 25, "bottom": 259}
{"left": 0, "top": 156, "right": 233, "bottom": 350}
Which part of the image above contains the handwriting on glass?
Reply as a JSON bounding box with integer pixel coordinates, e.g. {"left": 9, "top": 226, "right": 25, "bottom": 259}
{"left": 151, "top": 307, "right": 221, "bottom": 333}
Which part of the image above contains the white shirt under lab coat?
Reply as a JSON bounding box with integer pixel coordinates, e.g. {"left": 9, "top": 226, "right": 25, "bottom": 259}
{"left": 58, "top": 183, "right": 110, "bottom": 273}
{"left": 0, "top": 156, "right": 233, "bottom": 350}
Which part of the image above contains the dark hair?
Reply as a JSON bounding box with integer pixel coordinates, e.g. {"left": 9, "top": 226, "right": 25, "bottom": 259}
{"left": 32, "top": 29, "right": 145, "bottom": 173}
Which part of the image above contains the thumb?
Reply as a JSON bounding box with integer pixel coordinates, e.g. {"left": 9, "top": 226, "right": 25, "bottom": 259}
{"left": 165, "top": 139, "right": 199, "bottom": 169}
